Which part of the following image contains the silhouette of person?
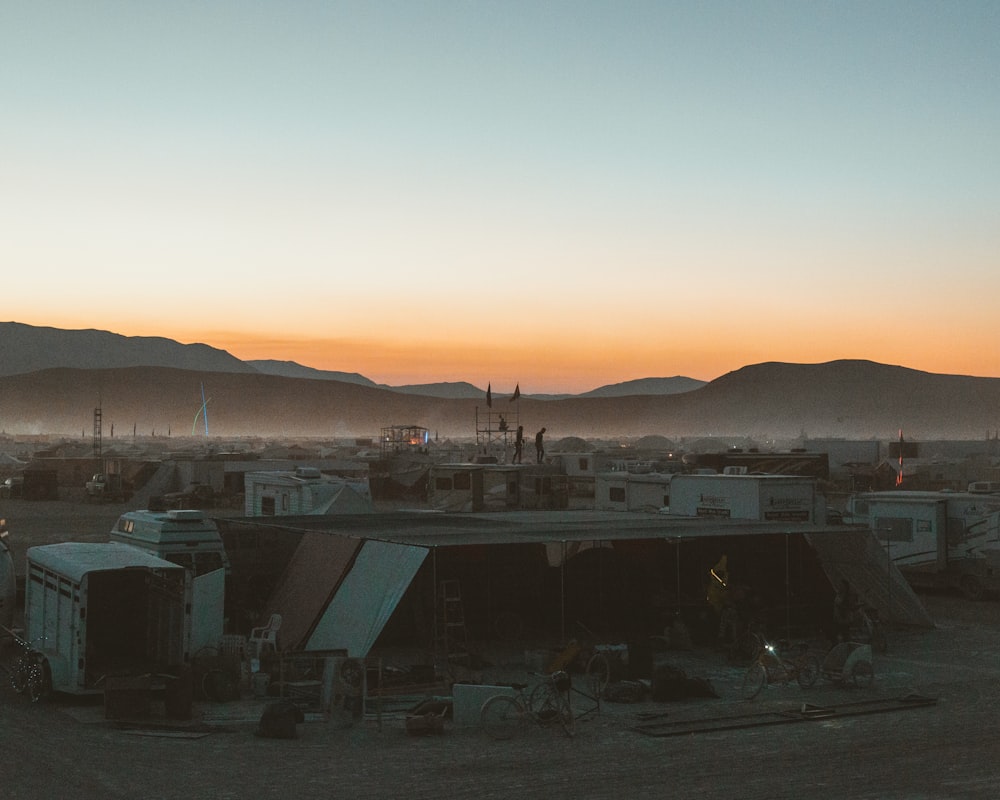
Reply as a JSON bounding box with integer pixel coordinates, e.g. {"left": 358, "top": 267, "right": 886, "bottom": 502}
{"left": 513, "top": 425, "right": 524, "bottom": 463}
{"left": 535, "top": 427, "right": 546, "bottom": 464}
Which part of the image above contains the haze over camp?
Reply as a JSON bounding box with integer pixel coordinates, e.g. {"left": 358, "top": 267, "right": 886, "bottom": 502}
{"left": 4, "top": 2, "right": 998, "bottom": 393}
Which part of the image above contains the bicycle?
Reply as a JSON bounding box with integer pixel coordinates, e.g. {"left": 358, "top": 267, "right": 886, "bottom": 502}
{"left": 480, "top": 671, "right": 574, "bottom": 740}
{"left": 854, "top": 605, "right": 887, "bottom": 654}
{"left": 742, "top": 638, "right": 819, "bottom": 700}
{"left": 6, "top": 631, "right": 51, "bottom": 703}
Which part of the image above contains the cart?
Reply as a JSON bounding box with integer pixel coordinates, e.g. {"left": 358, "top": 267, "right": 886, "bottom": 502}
{"left": 820, "top": 641, "right": 874, "bottom": 688}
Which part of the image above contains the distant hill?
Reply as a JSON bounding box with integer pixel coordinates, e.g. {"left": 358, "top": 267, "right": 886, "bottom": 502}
{"left": 0, "top": 359, "right": 997, "bottom": 441}
{"left": 0, "top": 322, "right": 708, "bottom": 401}
{"left": 247, "top": 359, "right": 376, "bottom": 387}
{"left": 0, "top": 322, "right": 254, "bottom": 377}
{"left": 578, "top": 377, "right": 706, "bottom": 398}
{"left": 384, "top": 381, "right": 486, "bottom": 399}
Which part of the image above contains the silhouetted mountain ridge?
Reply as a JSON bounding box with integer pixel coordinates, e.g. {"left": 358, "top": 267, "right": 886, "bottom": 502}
{"left": 0, "top": 360, "right": 996, "bottom": 440}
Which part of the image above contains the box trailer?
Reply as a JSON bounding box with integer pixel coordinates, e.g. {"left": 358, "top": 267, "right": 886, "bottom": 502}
{"left": 665, "top": 473, "right": 820, "bottom": 522}
{"left": 24, "top": 542, "right": 191, "bottom": 696}
{"left": 845, "top": 491, "right": 1000, "bottom": 599}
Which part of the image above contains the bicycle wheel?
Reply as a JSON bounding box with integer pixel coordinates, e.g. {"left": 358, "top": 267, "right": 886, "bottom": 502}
{"left": 529, "top": 680, "right": 574, "bottom": 736}
{"left": 742, "top": 662, "right": 767, "bottom": 700}
{"left": 480, "top": 695, "right": 528, "bottom": 740}
{"left": 585, "top": 652, "right": 611, "bottom": 698}
{"left": 10, "top": 654, "right": 30, "bottom": 695}
{"left": 796, "top": 654, "right": 820, "bottom": 689}
{"left": 27, "top": 659, "right": 51, "bottom": 703}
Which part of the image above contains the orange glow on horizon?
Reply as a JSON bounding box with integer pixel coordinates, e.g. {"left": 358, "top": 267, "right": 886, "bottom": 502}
{"left": 13, "top": 312, "right": 999, "bottom": 394}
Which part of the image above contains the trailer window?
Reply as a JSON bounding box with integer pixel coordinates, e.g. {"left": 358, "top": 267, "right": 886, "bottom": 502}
{"left": 195, "top": 552, "right": 225, "bottom": 576}
{"left": 874, "top": 516, "right": 913, "bottom": 542}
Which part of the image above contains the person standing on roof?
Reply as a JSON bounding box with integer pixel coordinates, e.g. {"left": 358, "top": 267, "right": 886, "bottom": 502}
{"left": 535, "top": 427, "right": 546, "bottom": 463}
{"left": 513, "top": 426, "right": 524, "bottom": 464}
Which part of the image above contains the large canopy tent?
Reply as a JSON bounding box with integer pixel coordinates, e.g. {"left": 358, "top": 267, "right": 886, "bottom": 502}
{"left": 216, "top": 511, "right": 931, "bottom": 659}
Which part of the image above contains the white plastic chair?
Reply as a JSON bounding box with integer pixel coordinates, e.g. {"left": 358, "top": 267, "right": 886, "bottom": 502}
{"left": 248, "top": 613, "right": 282, "bottom": 662}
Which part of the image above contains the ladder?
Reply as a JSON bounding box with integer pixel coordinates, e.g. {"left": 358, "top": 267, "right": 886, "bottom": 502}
{"left": 436, "top": 579, "right": 470, "bottom": 666}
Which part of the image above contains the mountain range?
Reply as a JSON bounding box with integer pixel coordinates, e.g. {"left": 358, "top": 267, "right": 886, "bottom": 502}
{"left": 1, "top": 322, "right": 998, "bottom": 441}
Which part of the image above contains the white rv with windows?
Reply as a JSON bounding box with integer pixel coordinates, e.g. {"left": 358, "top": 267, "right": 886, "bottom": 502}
{"left": 845, "top": 491, "right": 1000, "bottom": 598}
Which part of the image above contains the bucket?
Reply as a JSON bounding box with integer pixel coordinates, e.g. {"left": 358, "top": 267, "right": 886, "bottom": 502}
{"left": 252, "top": 671, "right": 271, "bottom": 698}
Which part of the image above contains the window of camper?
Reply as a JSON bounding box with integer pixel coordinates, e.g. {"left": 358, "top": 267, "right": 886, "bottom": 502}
{"left": 453, "top": 472, "right": 471, "bottom": 490}
{"left": 435, "top": 476, "right": 452, "bottom": 491}
{"left": 261, "top": 495, "right": 276, "bottom": 516}
{"left": 167, "top": 553, "right": 194, "bottom": 571}
{"left": 195, "top": 552, "right": 225, "bottom": 576}
{"left": 578, "top": 458, "right": 589, "bottom": 471}
{"left": 874, "top": 516, "right": 912, "bottom": 542}
{"left": 609, "top": 486, "right": 626, "bottom": 503}
{"left": 282, "top": 493, "right": 289, "bottom": 511}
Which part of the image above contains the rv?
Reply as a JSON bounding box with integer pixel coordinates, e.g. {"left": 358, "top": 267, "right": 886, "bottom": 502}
{"left": 845, "top": 490, "right": 1000, "bottom": 598}
{"left": 244, "top": 466, "right": 373, "bottom": 516}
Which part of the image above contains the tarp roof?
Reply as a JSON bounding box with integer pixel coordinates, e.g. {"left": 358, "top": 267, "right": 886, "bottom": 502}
{"left": 227, "top": 509, "right": 853, "bottom": 549}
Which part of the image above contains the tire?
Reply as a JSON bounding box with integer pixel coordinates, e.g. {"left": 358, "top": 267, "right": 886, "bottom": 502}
{"left": 528, "top": 681, "right": 573, "bottom": 735}
{"left": 796, "top": 654, "right": 820, "bottom": 689}
{"left": 480, "top": 695, "right": 527, "bottom": 740}
{"left": 585, "top": 652, "right": 611, "bottom": 698}
{"left": 742, "top": 662, "right": 767, "bottom": 700}
{"left": 851, "top": 660, "right": 874, "bottom": 689}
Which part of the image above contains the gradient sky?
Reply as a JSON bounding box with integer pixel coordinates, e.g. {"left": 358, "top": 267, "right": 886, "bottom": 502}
{"left": 3, "top": 1, "right": 998, "bottom": 393}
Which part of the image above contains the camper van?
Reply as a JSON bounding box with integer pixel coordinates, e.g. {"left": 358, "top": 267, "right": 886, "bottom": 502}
{"left": 111, "top": 509, "right": 229, "bottom": 652}
{"left": 845, "top": 490, "right": 1000, "bottom": 599}
{"left": 111, "top": 509, "right": 229, "bottom": 576}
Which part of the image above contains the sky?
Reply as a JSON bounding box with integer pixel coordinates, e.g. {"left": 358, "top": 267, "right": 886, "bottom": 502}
{"left": 3, "top": 1, "right": 998, "bottom": 393}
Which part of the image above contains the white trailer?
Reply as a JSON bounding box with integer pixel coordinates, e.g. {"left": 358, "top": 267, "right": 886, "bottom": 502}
{"left": 244, "top": 466, "right": 373, "bottom": 516}
{"left": 845, "top": 491, "right": 1000, "bottom": 599}
{"left": 594, "top": 471, "right": 672, "bottom": 512}
{"left": 665, "top": 473, "right": 820, "bottom": 522}
{"left": 24, "top": 542, "right": 191, "bottom": 696}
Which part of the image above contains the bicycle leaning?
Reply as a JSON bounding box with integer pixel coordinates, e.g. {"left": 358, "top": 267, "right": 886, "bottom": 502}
{"left": 741, "top": 637, "right": 819, "bottom": 700}
{"left": 480, "top": 670, "right": 574, "bottom": 740}
{"left": 2, "top": 626, "right": 51, "bottom": 703}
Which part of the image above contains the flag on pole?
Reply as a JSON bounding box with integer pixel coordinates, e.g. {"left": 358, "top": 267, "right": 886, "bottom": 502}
{"left": 509, "top": 383, "right": 520, "bottom": 402}
{"left": 896, "top": 429, "right": 904, "bottom": 487}
{"left": 486, "top": 383, "right": 492, "bottom": 407}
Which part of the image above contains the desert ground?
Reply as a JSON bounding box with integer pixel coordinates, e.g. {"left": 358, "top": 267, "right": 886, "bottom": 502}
{"left": 3, "top": 496, "right": 1000, "bottom": 799}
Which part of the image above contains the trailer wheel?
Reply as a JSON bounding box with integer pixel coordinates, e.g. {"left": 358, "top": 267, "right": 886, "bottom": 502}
{"left": 960, "top": 575, "right": 984, "bottom": 601}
